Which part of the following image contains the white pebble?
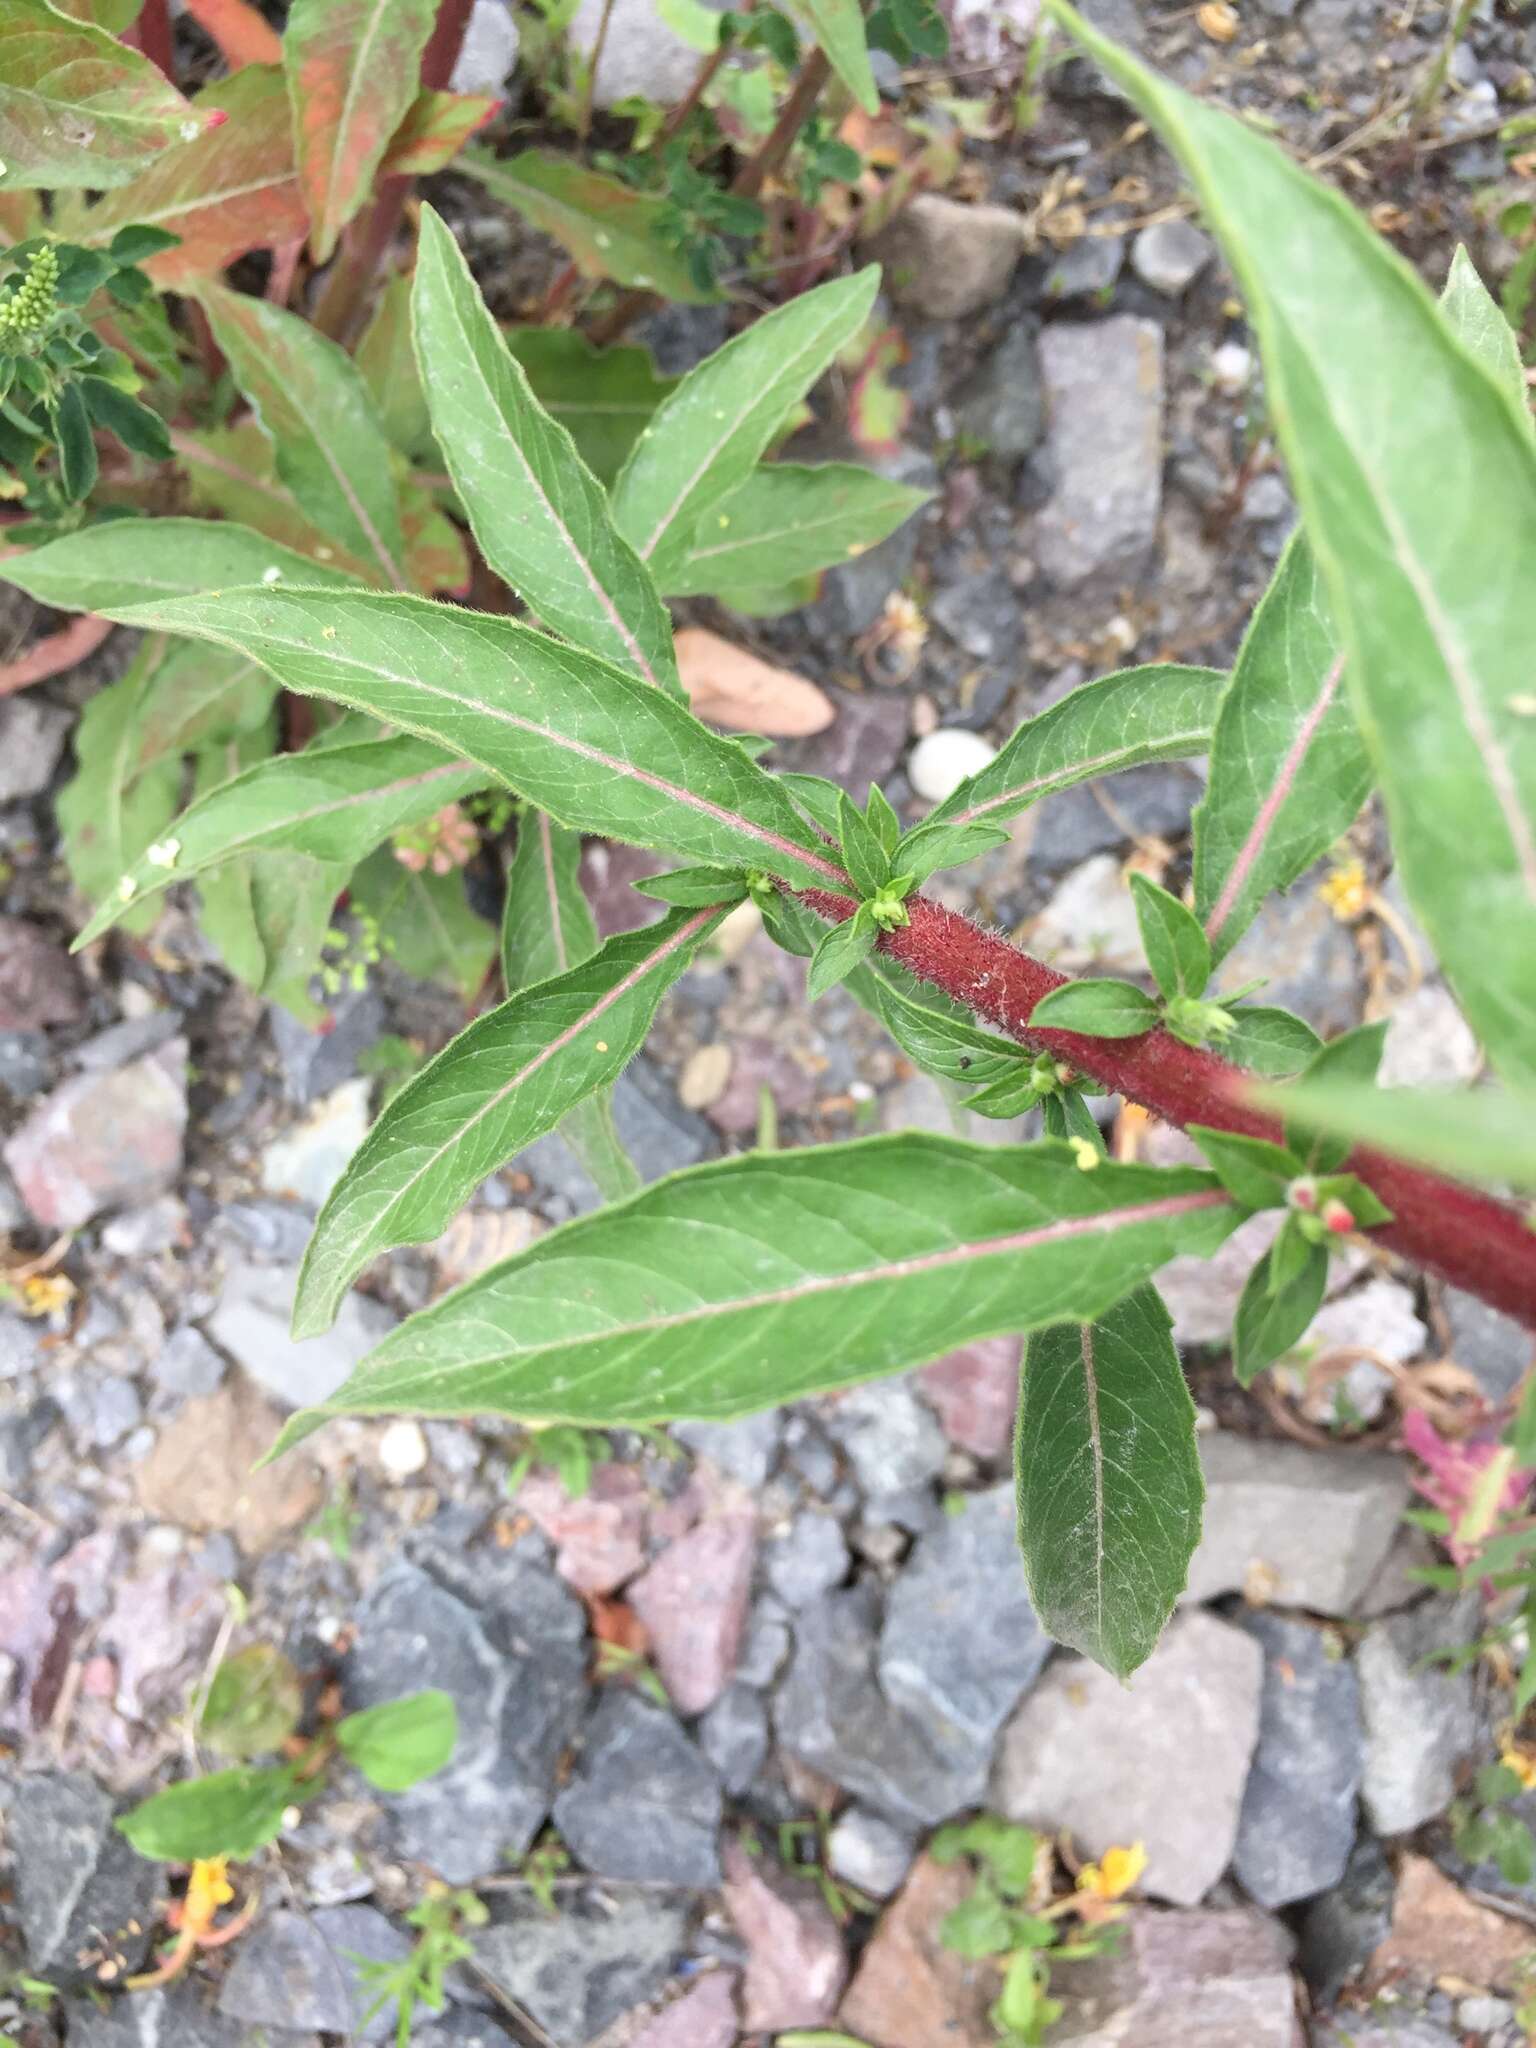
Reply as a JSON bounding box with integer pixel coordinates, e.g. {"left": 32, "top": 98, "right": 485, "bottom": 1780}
{"left": 907, "top": 728, "right": 998, "bottom": 805}
{"left": 378, "top": 1418, "right": 429, "bottom": 1480}
{"left": 1211, "top": 342, "right": 1254, "bottom": 395}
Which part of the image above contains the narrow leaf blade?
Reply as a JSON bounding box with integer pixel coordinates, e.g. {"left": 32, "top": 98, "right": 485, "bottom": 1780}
{"left": 1442, "top": 246, "right": 1532, "bottom": 430}
{"left": 662, "top": 461, "right": 930, "bottom": 598}
{"left": 294, "top": 903, "right": 725, "bottom": 1335}
{"left": 334, "top": 1689, "right": 456, "bottom": 1791}
{"left": 271, "top": 1138, "right": 1236, "bottom": 1450}
{"left": 1251, "top": 1078, "right": 1536, "bottom": 1195}
{"left": 116, "top": 1766, "right": 297, "bottom": 1863}
{"left": 785, "top": 0, "right": 879, "bottom": 111}
{"left": 1017, "top": 1284, "right": 1203, "bottom": 1678}
{"left": 413, "top": 206, "right": 680, "bottom": 695}
{"left": 503, "top": 326, "right": 677, "bottom": 487}
{"left": 0, "top": 517, "right": 360, "bottom": 614}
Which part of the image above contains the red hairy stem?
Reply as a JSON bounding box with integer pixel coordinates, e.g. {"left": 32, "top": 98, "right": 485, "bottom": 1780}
{"left": 798, "top": 886, "right": 1536, "bottom": 1331}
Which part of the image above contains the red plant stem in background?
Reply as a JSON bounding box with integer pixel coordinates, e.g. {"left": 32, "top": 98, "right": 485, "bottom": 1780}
{"left": 421, "top": 0, "right": 476, "bottom": 88}
{"left": 0, "top": 615, "right": 115, "bottom": 698}
{"left": 798, "top": 886, "right": 1536, "bottom": 1331}
{"left": 124, "top": 0, "right": 175, "bottom": 77}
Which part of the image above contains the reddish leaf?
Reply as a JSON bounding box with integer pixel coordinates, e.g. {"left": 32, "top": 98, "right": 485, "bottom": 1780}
{"left": 848, "top": 327, "right": 912, "bottom": 458}
{"left": 283, "top": 0, "right": 439, "bottom": 265}
{"left": 70, "top": 67, "right": 308, "bottom": 286}
{"left": 378, "top": 88, "right": 496, "bottom": 178}
{"left": 399, "top": 477, "right": 471, "bottom": 596}
{"left": 181, "top": 0, "right": 281, "bottom": 66}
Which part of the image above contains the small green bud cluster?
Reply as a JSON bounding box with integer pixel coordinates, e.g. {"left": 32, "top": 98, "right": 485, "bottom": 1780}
{"left": 0, "top": 245, "right": 59, "bottom": 347}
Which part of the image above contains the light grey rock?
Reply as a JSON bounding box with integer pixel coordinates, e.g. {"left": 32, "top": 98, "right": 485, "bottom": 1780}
{"left": 413, "top": 2018, "right": 520, "bottom": 2048}
{"left": 825, "top": 1381, "right": 947, "bottom": 1499}
{"left": 11, "top": 1771, "right": 160, "bottom": 1987}
{"left": 1214, "top": 868, "right": 1364, "bottom": 1037}
{"left": 826, "top": 1807, "right": 915, "bottom": 1900}
{"left": 0, "top": 696, "right": 71, "bottom": 803}
{"left": 1183, "top": 1433, "right": 1409, "bottom": 1615}
{"left": 736, "top": 1595, "right": 792, "bottom": 1687}
{"left": 1459, "top": 1996, "right": 1516, "bottom": 2035}
{"left": 765, "top": 1511, "right": 850, "bottom": 1609}
{"left": 1233, "top": 1612, "right": 1362, "bottom": 1908}
{"left": 346, "top": 1554, "right": 587, "bottom": 1883}
{"left": 3, "top": 1039, "right": 187, "bottom": 1229}
{"left": 154, "top": 1325, "right": 226, "bottom": 1398}
{"left": 207, "top": 1256, "right": 396, "bottom": 1409}
{"left": 1357, "top": 1593, "right": 1483, "bottom": 1835}
{"left": 1029, "top": 852, "right": 1143, "bottom": 972}
{"left": 698, "top": 1681, "right": 771, "bottom": 1795}
{"left": 1045, "top": 232, "right": 1125, "bottom": 300}
{"left": 102, "top": 1193, "right": 184, "bottom": 1257}
{"left": 1379, "top": 981, "right": 1480, "bottom": 1088}
{"left": 554, "top": 1690, "right": 722, "bottom": 1887}
{"left": 776, "top": 1586, "right": 986, "bottom": 1826}
{"left": 673, "top": 1410, "right": 782, "bottom": 1488}
{"left": 1033, "top": 317, "right": 1163, "bottom": 590}
{"left": 217, "top": 1198, "right": 316, "bottom": 1262}
{"left": 880, "top": 1483, "right": 1050, "bottom": 1754}
{"left": 0, "top": 1308, "right": 41, "bottom": 1381}
{"left": 472, "top": 1892, "right": 690, "bottom": 2048}
{"left": 954, "top": 325, "right": 1045, "bottom": 462}
{"left": 568, "top": 0, "right": 714, "bottom": 106}
{"left": 994, "top": 1610, "right": 1263, "bottom": 1906}
{"left": 871, "top": 194, "right": 1029, "bottom": 320}
{"left": 1442, "top": 1285, "right": 1534, "bottom": 1403}
{"left": 1310, "top": 2017, "right": 1460, "bottom": 2048}
{"left": 1131, "top": 219, "right": 1214, "bottom": 296}
{"left": 260, "top": 1078, "right": 372, "bottom": 1209}
{"left": 449, "top": 0, "right": 520, "bottom": 92}
{"left": 217, "top": 1906, "right": 410, "bottom": 2041}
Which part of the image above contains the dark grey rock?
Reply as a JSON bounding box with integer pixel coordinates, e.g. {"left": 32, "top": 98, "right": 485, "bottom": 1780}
{"left": 638, "top": 303, "right": 731, "bottom": 376}
{"left": 1044, "top": 232, "right": 1125, "bottom": 300}
{"left": 1026, "top": 762, "right": 1203, "bottom": 877}
{"left": 880, "top": 1485, "right": 1051, "bottom": 1758}
{"left": 72, "top": 1014, "right": 180, "bottom": 1073}
{"left": 673, "top": 1410, "right": 783, "bottom": 1488}
{"left": 1358, "top": 1594, "right": 1483, "bottom": 1835}
{"left": 698, "top": 1681, "right": 771, "bottom": 1795}
{"left": 780, "top": 1415, "right": 842, "bottom": 1496}
{"left": 0, "top": 1031, "right": 51, "bottom": 1098}
{"left": 954, "top": 326, "right": 1045, "bottom": 463}
{"left": 216, "top": 1198, "right": 317, "bottom": 1262}
{"left": 929, "top": 570, "right": 1023, "bottom": 663}
{"left": 554, "top": 1690, "right": 722, "bottom": 1886}
{"left": 1214, "top": 868, "right": 1366, "bottom": 1037}
{"left": 11, "top": 1772, "right": 161, "bottom": 1988}
{"left": 776, "top": 688, "right": 908, "bottom": 796}
{"left": 1033, "top": 317, "right": 1164, "bottom": 590}
{"left": 0, "top": 1398, "right": 60, "bottom": 1489}
{"left": 413, "top": 2017, "right": 520, "bottom": 2048}
{"left": 207, "top": 1256, "right": 396, "bottom": 1409}
{"left": 824, "top": 1382, "right": 947, "bottom": 1500}
{"left": 736, "top": 1596, "right": 792, "bottom": 1688}
{"left": 57, "top": 1370, "right": 140, "bottom": 1450}
{"left": 775, "top": 1586, "right": 990, "bottom": 1827}
{"left": 217, "top": 1905, "right": 410, "bottom": 2040}
{"left": 471, "top": 1891, "right": 690, "bottom": 2048}
{"left": 154, "top": 1326, "right": 227, "bottom": 1399}
{"left": 0, "top": 697, "right": 71, "bottom": 804}
{"left": 270, "top": 987, "right": 385, "bottom": 1102}
{"left": 1442, "top": 1286, "right": 1533, "bottom": 1402}
{"left": 346, "top": 1556, "right": 588, "bottom": 1882}
{"left": 63, "top": 1983, "right": 292, "bottom": 2047}
{"left": 826, "top": 1806, "right": 915, "bottom": 1900}
{"left": 1233, "top": 1613, "right": 1362, "bottom": 1908}
{"left": 520, "top": 1054, "right": 717, "bottom": 1210}
{"left": 764, "top": 1512, "right": 850, "bottom": 1609}
{"left": 1297, "top": 1835, "right": 1397, "bottom": 2002}
{"left": 813, "top": 447, "right": 936, "bottom": 636}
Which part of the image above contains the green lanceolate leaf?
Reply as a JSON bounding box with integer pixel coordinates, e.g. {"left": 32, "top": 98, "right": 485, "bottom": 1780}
{"left": 126, "top": 644, "right": 277, "bottom": 774}
{"left": 197, "top": 284, "right": 408, "bottom": 591}
{"left": 0, "top": 518, "right": 359, "bottom": 614}
{"left": 58, "top": 637, "right": 181, "bottom": 939}
{"left": 927, "top": 664, "right": 1223, "bottom": 832}
{"left": 837, "top": 789, "right": 890, "bottom": 897}
{"left": 503, "top": 326, "right": 677, "bottom": 487}
{"left": 785, "top": 0, "right": 880, "bottom": 111}
{"left": 845, "top": 958, "right": 1033, "bottom": 1096}
{"left": 1030, "top": 979, "right": 1160, "bottom": 1039}
{"left": 349, "top": 848, "right": 495, "bottom": 998}
{"left": 1017, "top": 1283, "right": 1203, "bottom": 1679}
{"left": 270, "top": 1136, "right": 1235, "bottom": 1453}
{"left": 334, "top": 1688, "right": 457, "bottom": 1792}
{"left": 48, "top": 382, "right": 97, "bottom": 501}
{"left": 458, "top": 148, "right": 715, "bottom": 303}
{"left": 1052, "top": 0, "right": 1536, "bottom": 1092}
{"left": 503, "top": 810, "right": 642, "bottom": 1207}
{"left": 611, "top": 268, "right": 881, "bottom": 580}
{"left": 116, "top": 1765, "right": 299, "bottom": 1863}
{"left": 1130, "top": 873, "right": 1210, "bottom": 1003}
{"left": 413, "top": 208, "right": 680, "bottom": 697}
{"left": 0, "top": 0, "right": 207, "bottom": 190}
{"left": 103, "top": 589, "right": 851, "bottom": 891}
{"left": 1233, "top": 1231, "right": 1328, "bottom": 1385}
{"left": 191, "top": 730, "right": 276, "bottom": 992}
{"left": 1252, "top": 1078, "right": 1536, "bottom": 1195}
{"left": 1220, "top": 1004, "right": 1322, "bottom": 1078}
{"left": 662, "top": 462, "right": 930, "bottom": 599}
{"left": 1191, "top": 534, "right": 1371, "bottom": 962}
{"left": 894, "top": 818, "right": 1010, "bottom": 888}
{"left": 1442, "top": 246, "right": 1532, "bottom": 431}
{"left": 1283, "top": 1019, "right": 1387, "bottom": 1171}
{"left": 807, "top": 907, "right": 877, "bottom": 999}
{"left": 1187, "top": 1125, "right": 1300, "bottom": 1211}
{"left": 200, "top": 1645, "right": 303, "bottom": 1761}
{"left": 356, "top": 271, "right": 437, "bottom": 464}
{"left": 293, "top": 904, "right": 727, "bottom": 1336}
{"left": 75, "top": 730, "right": 482, "bottom": 947}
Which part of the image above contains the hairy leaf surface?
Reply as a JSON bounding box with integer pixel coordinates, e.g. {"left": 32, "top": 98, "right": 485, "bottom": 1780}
{"left": 0, "top": 517, "right": 358, "bottom": 613}
{"left": 272, "top": 1138, "right": 1235, "bottom": 1448}
{"left": 1017, "top": 1285, "right": 1202, "bottom": 1678}
{"left": 105, "top": 589, "right": 850, "bottom": 889}
{"left": 413, "top": 208, "right": 679, "bottom": 694}
{"left": 1192, "top": 535, "right": 1370, "bottom": 961}
{"left": 611, "top": 269, "right": 881, "bottom": 579}
{"left": 0, "top": 0, "right": 205, "bottom": 188}
{"left": 294, "top": 904, "right": 725, "bottom": 1335}
{"left": 662, "top": 461, "right": 930, "bottom": 598}
{"left": 1055, "top": 0, "right": 1536, "bottom": 1091}
{"left": 928, "top": 664, "right": 1222, "bottom": 831}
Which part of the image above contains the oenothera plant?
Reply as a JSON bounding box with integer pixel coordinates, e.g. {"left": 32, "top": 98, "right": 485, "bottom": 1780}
{"left": 17, "top": 8, "right": 1536, "bottom": 1681}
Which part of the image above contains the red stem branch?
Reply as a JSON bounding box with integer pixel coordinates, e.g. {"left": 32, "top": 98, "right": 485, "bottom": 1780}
{"left": 798, "top": 886, "right": 1536, "bottom": 1331}
{"left": 0, "top": 615, "right": 115, "bottom": 698}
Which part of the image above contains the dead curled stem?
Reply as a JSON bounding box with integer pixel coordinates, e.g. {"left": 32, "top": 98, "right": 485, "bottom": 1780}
{"left": 794, "top": 885, "right": 1536, "bottom": 1332}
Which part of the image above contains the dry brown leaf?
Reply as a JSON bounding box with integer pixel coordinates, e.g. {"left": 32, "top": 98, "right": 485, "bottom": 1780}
{"left": 674, "top": 627, "right": 834, "bottom": 737}
{"left": 428, "top": 1206, "right": 542, "bottom": 1294}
